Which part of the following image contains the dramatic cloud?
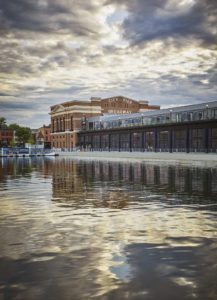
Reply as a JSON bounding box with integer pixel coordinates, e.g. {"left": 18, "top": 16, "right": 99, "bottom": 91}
{"left": 115, "top": 0, "right": 217, "bottom": 46}
{"left": 0, "top": 0, "right": 216, "bottom": 127}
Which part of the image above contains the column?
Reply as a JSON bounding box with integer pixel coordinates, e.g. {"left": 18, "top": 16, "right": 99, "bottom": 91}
{"left": 142, "top": 131, "right": 145, "bottom": 152}
{"left": 205, "top": 127, "right": 209, "bottom": 153}
{"left": 169, "top": 129, "right": 173, "bottom": 153}
{"left": 108, "top": 134, "right": 111, "bottom": 152}
{"left": 129, "top": 132, "right": 132, "bottom": 152}
{"left": 186, "top": 126, "right": 190, "bottom": 153}
{"left": 154, "top": 129, "right": 158, "bottom": 152}
{"left": 118, "top": 133, "right": 121, "bottom": 152}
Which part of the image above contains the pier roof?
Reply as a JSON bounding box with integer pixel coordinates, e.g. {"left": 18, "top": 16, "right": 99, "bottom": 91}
{"left": 87, "top": 100, "right": 217, "bottom": 122}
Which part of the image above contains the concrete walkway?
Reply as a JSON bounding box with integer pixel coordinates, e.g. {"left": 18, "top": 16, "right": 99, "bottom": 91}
{"left": 56, "top": 151, "right": 217, "bottom": 166}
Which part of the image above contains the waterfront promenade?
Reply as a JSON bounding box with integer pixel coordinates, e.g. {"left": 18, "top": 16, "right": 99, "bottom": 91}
{"left": 56, "top": 150, "right": 217, "bottom": 166}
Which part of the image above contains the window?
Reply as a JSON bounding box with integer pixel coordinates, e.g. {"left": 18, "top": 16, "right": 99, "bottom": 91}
{"left": 92, "top": 135, "right": 100, "bottom": 149}
{"left": 145, "top": 131, "right": 155, "bottom": 150}
{"left": 120, "top": 133, "right": 130, "bottom": 150}
{"left": 173, "top": 130, "right": 186, "bottom": 150}
{"left": 190, "top": 128, "right": 204, "bottom": 150}
{"left": 208, "top": 128, "right": 217, "bottom": 150}
{"left": 188, "top": 112, "right": 193, "bottom": 121}
{"left": 211, "top": 109, "right": 217, "bottom": 119}
{"left": 101, "top": 134, "right": 109, "bottom": 149}
{"left": 158, "top": 131, "right": 169, "bottom": 150}
{"left": 132, "top": 132, "right": 142, "bottom": 150}
{"left": 110, "top": 134, "right": 119, "bottom": 150}
{"left": 181, "top": 112, "right": 188, "bottom": 122}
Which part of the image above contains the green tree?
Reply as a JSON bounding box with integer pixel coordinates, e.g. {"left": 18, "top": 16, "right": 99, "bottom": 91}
{"left": 0, "top": 117, "right": 7, "bottom": 127}
{"left": 8, "top": 123, "right": 33, "bottom": 146}
{"left": 9, "top": 139, "right": 16, "bottom": 148}
{"left": 8, "top": 123, "right": 20, "bottom": 131}
{"left": 27, "top": 134, "right": 35, "bottom": 145}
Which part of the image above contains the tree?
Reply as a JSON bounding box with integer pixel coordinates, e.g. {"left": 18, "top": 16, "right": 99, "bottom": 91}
{"left": 0, "top": 117, "right": 7, "bottom": 128}
{"left": 27, "top": 135, "right": 35, "bottom": 145}
{"left": 8, "top": 123, "right": 33, "bottom": 147}
{"left": 9, "top": 139, "right": 16, "bottom": 148}
{"left": 8, "top": 123, "right": 20, "bottom": 131}
{"left": 16, "top": 127, "right": 32, "bottom": 146}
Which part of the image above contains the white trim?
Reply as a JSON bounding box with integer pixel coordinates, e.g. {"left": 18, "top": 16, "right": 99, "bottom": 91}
{"left": 139, "top": 109, "right": 150, "bottom": 112}
{"left": 51, "top": 131, "right": 73, "bottom": 135}
{"left": 50, "top": 106, "right": 101, "bottom": 117}
{"left": 65, "top": 105, "right": 101, "bottom": 111}
{"left": 51, "top": 104, "right": 65, "bottom": 114}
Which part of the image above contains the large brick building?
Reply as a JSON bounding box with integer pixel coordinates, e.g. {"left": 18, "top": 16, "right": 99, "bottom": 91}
{"left": 50, "top": 96, "right": 160, "bottom": 149}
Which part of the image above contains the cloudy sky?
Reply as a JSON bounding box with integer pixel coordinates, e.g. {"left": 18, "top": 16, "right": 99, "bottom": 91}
{"left": 0, "top": 0, "right": 216, "bottom": 128}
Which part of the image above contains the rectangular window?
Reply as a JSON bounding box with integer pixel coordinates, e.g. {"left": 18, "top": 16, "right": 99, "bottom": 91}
{"left": 120, "top": 133, "right": 130, "bottom": 150}
{"left": 211, "top": 109, "right": 217, "bottom": 119}
{"left": 110, "top": 134, "right": 119, "bottom": 150}
{"left": 158, "top": 131, "right": 169, "bottom": 150}
{"left": 190, "top": 128, "right": 204, "bottom": 151}
{"left": 144, "top": 131, "right": 155, "bottom": 151}
{"left": 208, "top": 128, "right": 217, "bottom": 151}
{"left": 101, "top": 134, "right": 109, "bottom": 149}
{"left": 132, "top": 132, "right": 142, "bottom": 150}
{"left": 181, "top": 112, "right": 188, "bottom": 122}
{"left": 92, "top": 135, "right": 100, "bottom": 149}
{"left": 173, "top": 130, "right": 186, "bottom": 150}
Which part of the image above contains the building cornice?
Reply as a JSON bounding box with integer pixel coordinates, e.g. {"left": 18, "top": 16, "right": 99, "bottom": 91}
{"left": 50, "top": 106, "right": 101, "bottom": 117}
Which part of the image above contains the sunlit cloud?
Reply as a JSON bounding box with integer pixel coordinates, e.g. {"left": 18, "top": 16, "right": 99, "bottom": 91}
{"left": 0, "top": 0, "right": 216, "bottom": 127}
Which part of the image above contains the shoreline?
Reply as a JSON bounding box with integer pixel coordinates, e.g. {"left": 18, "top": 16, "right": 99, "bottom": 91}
{"left": 56, "top": 151, "right": 217, "bottom": 166}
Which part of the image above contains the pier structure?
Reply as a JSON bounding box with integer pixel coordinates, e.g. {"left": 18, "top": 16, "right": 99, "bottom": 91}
{"left": 78, "top": 101, "right": 217, "bottom": 153}
{"left": 0, "top": 147, "right": 58, "bottom": 157}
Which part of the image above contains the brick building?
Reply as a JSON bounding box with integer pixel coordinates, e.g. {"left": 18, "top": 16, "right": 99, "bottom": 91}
{"left": 36, "top": 125, "right": 51, "bottom": 148}
{"left": 50, "top": 96, "right": 160, "bottom": 149}
{"left": 0, "top": 127, "right": 13, "bottom": 147}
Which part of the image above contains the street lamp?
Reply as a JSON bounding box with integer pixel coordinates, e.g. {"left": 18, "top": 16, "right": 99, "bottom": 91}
{"left": 206, "top": 104, "right": 209, "bottom": 119}
{"left": 141, "top": 113, "right": 144, "bottom": 125}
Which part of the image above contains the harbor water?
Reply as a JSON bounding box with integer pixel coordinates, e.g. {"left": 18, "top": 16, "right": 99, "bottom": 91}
{"left": 0, "top": 157, "right": 217, "bottom": 300}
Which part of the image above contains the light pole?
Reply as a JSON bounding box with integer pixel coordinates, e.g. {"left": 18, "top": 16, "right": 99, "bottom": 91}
{"left": 170, "top": 109, "right": 173, "bottom": 123}
{"left": 141, "top": 113, "right": 144, "bottom": 125}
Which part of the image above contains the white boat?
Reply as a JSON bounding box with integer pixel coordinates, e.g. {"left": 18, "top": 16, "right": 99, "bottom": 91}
{"left": 44, "top": 152, "right": 58, "bottom": 156}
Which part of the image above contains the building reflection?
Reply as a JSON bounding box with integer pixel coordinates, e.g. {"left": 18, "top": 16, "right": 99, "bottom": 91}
{"left": 0, "top": 157, "right": 34, "bottom": 183}
{"left": 49, "top": 159, "right": 217, "bottom": 208}
{"left": 1, "top": 157, "right": 216, "bottom": 207}
{"left": 0, "top": 157, "right": 53, "bottom": 181}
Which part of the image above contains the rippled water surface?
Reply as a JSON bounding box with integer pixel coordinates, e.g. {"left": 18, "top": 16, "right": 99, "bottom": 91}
{"left": 0, "top": 157, "right": 217, "bottom": 300}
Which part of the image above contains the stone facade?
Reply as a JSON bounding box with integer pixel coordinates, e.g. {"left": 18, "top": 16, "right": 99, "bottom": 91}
{"left": 50, "top": 96, "right": 160, "bottom": 149}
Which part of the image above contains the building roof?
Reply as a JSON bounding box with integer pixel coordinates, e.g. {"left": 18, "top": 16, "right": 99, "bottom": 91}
{"left": 87, "top": 100, "right": 217, "bottom": 122}
{"left": 50, "top": 95, "right": 151, "bottom": 110}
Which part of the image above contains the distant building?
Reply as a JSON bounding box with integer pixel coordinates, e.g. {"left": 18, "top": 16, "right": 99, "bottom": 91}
{"left": 0, "top": 126, "right": 13, "bottom": 147}
{"left": 36, "top": 125, "right": 51, "bottom": 148}
{"left": 50, "top": 96, "right": 160, "bottom": 149}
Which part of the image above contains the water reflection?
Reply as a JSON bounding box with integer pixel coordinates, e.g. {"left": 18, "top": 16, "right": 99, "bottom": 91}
{"left": 50, "top": 159, "right": 217, "bottom": 209}
{"left": 0, "top": 157, "right": 216, "bottom": 300}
